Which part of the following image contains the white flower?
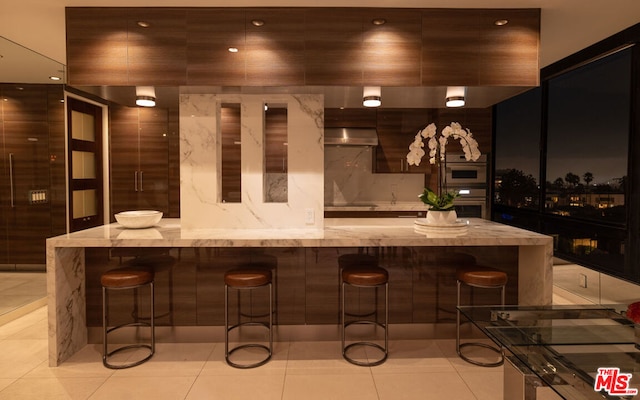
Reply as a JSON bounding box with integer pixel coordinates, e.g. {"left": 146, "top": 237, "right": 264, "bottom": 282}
{"left": 405, "top": 122, "right": 481, "bottom": 166}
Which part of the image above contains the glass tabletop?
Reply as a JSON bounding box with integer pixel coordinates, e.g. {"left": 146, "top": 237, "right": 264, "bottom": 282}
{"left": 458, "top": 304, "right": 639, "bottom": 399}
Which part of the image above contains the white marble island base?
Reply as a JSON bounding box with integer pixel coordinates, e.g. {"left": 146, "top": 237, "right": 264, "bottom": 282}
{"left": 46, "top": 218, "right": 553, "bottom": 366}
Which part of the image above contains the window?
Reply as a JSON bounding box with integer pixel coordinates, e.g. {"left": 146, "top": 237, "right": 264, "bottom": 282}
{"left": 545, "top": 48, "right": 630, "bottom": 225}
{"left": 493, "top": 87, "right": 541, "bottom": 210}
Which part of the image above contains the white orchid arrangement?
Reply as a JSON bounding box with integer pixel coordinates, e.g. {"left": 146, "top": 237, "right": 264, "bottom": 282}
{"left": 406, "top": 122, "right": 481, "bottom": 166}
{"left": 407, "top": 122, "right": 481, "bottom": 208}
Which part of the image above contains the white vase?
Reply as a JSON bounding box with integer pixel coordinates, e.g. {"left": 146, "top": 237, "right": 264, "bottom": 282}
{"left": 425, "top": 210, "right": 458, "bottom": 226}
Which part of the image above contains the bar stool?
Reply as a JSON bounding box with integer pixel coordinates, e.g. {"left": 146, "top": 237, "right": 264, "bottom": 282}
{"left": 101, "top": 266, "right": 155, "bottom": 369}
{"left": 338, "top": 253, "right": 378, "bottom": 319}
{"left": 224, "top": 268, "right": 273, "bottom": 369}
{"left": 341, "top": 265, "right": 389, "bottom": 366}
{"left": 456, "top": 265, "right": 507, "bottom": 367}
{"left": 124, "top": 254, "right": 176, "bottom": 324}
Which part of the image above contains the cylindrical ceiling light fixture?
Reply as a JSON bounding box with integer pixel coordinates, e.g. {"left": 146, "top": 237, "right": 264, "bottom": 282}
{"left": 363, "top": 86, "right": 382, "bottom": 108}
{"left": 445, "top": 86, "right": 466, "bottom": 108}
{"left": 136, "top": 86, "right": 156, "bottom": 107}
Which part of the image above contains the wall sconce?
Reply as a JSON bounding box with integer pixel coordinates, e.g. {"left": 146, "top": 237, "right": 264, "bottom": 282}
{"left": 445, "top": 86, "right": 466, "bottom": 107}
{"left": 363, "top": 86, "right": 381, "bottom": 107}
{"left": 136, "top": 86, "right": 156, "bottom": 107}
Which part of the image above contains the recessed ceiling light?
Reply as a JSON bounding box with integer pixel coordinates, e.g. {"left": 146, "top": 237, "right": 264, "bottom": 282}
{"left": 49, "top": 76, "right": 61, "bottom": 81}
{"left": 228, "top": 47, "right": 239, "bottom": 53}
{"left": 251, "top": 19, "right": 265, "bottom": 27}
{"left": 372, "top": 18, "right": 386, "bottom": 26}
{"left": 137, "top": 21, "right": 151, "bottom": 28}
{"left": 494, "top": 19, "right": 509, "bottom": 26}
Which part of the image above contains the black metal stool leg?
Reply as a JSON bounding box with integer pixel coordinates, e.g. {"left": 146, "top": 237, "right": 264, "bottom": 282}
{"left": 456, "top": 280, "right": 504, "bottom": 367}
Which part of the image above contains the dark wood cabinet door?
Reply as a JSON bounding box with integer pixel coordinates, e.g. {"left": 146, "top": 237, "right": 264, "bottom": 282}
{"left": 304, "top": 9, "right": 364, "bottom": 86}
{"left": 362, "top": 9, "right": 422, "bottom": 86}
{"left": 476, "top": 9, "right": 540, "bottom": 86}
{"left": 375, "top": 109, "right": 434, "bottom": 174}
{"left": 0, "top": 85, "right": 56, "bottom": 265}
{"left": 110, "top": 106, "right": 140, "bottom": 215}
{"left": 137, "top": 108, "right": 169, "bottom": 213}
{"left": 65, "top": 8, "right": 129, "bottom": 86}
{"left": 421, "top": 8, "right": 539, "bottom": 87}
{"left": 110, "top": 106, "right": 170, "bottom": 215}
{"left": 126, "top": 8, "right": 187, "bottom": 85}
{"left": 245, "top": 9, "right": 306, "bottom": 86}
{"left": 186, "top": 9, "right": 246, "bottom": 86}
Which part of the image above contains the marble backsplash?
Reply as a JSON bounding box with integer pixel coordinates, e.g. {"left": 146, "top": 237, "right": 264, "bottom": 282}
{"left": 324, "top": 146, "right": 426, "bottom": 206}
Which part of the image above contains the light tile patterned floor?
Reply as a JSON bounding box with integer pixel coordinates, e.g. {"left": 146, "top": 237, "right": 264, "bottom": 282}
{"left": 0, "top": 290, "right": 577, "bottom": 399}
{"left": 0, "top": 306, "right": 509, "bottom": 400}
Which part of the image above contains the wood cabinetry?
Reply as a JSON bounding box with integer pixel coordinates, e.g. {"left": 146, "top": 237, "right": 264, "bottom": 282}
{"left": 66, "top": 8, "right": 187, "bottom": 86}
{"left": 374, "top": 108, "right": 492, "bottom": 174}
{"left": 186, "top": 9, "right": 246, "bottom": 86}
{"left": 0, "top": 85, "right": 66, "bottom": 267}
{"left": 66, "top": 7, "right": 539, "bottom": 87}
{"left": 110, "top": 105, "right": 170, "bottom": 216}
{"left": 361, "top": 9, "right": 423, "bottom": 86}
{"left": 326, "top": 107, "right": 492, "bottom": 175}
{"left": 375, "top": 109, "right": 435, "bottom": 173}
{"left": 421, "top": 9, "right": 539, "bottom": 86}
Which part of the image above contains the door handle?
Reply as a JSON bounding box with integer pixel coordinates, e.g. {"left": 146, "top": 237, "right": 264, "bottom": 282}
{"left": 9, "top": 153, "right": 15, "bottom": 207}
{"left": 139, "top": 171, "right": 144, "bottom": 192}
{"left": 134, "top": 171, "right": 138, "bottom": 192}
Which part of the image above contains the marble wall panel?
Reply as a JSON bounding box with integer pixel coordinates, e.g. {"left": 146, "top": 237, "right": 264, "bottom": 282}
{"left": 180, "top": 93, "right": 324, "bottom": 229}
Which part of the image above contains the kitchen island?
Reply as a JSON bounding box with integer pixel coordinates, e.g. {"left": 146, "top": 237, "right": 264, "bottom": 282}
{"left": 46, "top": 218, "right": 553, "bottom": 366}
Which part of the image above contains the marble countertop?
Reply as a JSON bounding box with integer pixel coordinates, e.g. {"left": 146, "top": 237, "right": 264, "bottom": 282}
{"left": 46, "top": 218, "right": 552, "bottom": 248}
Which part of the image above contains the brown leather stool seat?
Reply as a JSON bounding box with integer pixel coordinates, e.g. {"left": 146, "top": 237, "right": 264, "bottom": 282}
{"left": 456, "top": 265, "right": 507, "bottom": 367}
{"left": 341, "top": 264, "right": 389, "bottom": 367}
{"left": 456, "top": 267, "right": 508, "bottom": 288}
{"left": 224, "top": 268, "right": 273, "bottom": 369}
{"left": 101, "top": 266, "right": 155, "bottom": 369}
{"left": 342, "top": 267, "right": 388, "bottom": 286}
{"left": 225, "top": 269, "right": 272, "bottom": 288}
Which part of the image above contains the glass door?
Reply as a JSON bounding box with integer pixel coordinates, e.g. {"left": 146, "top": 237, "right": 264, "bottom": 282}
{"left": 67, "top": 97, "right": 103, "bottom": 232}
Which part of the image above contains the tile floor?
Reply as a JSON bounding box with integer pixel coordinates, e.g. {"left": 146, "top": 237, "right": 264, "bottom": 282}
{"left": 0, "top": 308, "right": 499, "bottom": 400}
{"left": 0, "top": 272, "right": 47, "bottom": 319}
{"left": 0, "top": 290, "right": 577, "bottom": 400}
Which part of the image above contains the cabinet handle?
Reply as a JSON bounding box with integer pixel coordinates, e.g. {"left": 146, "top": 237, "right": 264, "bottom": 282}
{"left": 9, "top": 153, "right": 15, "bottom": 207}
{"left": 139, "top": 171, "right": 144, "bottom": 192}
{"left": 134, "top": 171, "right": 138, "bottom": 192}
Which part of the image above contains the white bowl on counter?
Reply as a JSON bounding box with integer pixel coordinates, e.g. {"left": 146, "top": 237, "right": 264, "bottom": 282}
{"left": 115, "top": 210, "right": 163, "bottom": 229}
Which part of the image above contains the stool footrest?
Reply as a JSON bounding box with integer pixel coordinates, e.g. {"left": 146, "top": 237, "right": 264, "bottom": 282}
{"left": 103, "top": 344, "right": 154, "bottom": 369}
{"left": 226, "top": 343, "right": 272, "bottom": 369}
{"left": 457, "top": 342, "right": 504, "bottom": 367}
{"left": 343, "top": 342, "right": 388, "bottom": 366}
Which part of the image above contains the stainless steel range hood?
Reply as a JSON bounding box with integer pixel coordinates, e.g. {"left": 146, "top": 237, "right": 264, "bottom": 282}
{"left": 324, "top": 127, "right": 379, "bottom": 146}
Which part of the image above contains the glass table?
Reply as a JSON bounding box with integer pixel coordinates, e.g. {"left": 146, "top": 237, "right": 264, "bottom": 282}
{"left": 458, "top": 305, "right": 640, "bottom": 400}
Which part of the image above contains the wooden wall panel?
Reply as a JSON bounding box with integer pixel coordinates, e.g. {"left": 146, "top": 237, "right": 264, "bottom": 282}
{"left": 304, "top": 9, "right": 364, "bottom": 86}
{"left": 421, "top": 9, "right": 482, "bottom": 86}
{"left": 66, "top": 8, "right": 129, "bottom": 86}
{"left": 245, "top": 9, "right": 306, "bottom": 86}
{"left": 361, "top": 9, "right": 422, "bottom": 86}
{"left": 109, "top": 105, "right": 140, "bottom": 215}
{"left": 476, "top": 9, "right": 540, "bottom": 86}
{"left": 324, "top": 108, "right": 377, "bottom": 128}
{"left": 186, "top": 9, "right": 247, "bottom": 86}
{"left": 66, "top": 7, "right": 540, "bottom": 87}
{"left": 421, "top": 8, "right": 539, "bottom": 87}
{"left": 126, "top": 9, "right": 187, "bottom": 85}
{"left": 0, "top": 85, "right": 65, "bottom": 266}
